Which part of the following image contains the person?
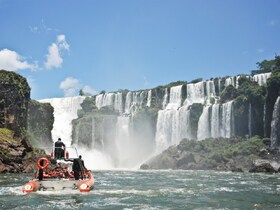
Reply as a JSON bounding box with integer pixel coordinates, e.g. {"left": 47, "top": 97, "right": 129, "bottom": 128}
{"left": 65, "top": 155, "right": 87, "bottom": 180}
{"left": 54, "top": 138, "right": 65, "bottom": 159}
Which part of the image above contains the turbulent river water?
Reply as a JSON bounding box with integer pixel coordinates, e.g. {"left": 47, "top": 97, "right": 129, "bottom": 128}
{"left": 0, "top": 170, "right": 280, "bottom": 209}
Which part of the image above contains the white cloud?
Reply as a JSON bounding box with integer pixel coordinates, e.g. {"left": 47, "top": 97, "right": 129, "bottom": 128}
{"left": 82, "top": 85, "right": 98, "bottom": 96}
{"left": 44, "top": 34, "right": 69, "bottom": 69}
{"left": 0, "top": 48, "right": 37, "bottom": 71}
{"left": 57, "top": 34, "right": 70, "bottom": 50}
{"left": 59, "top": 77, "right": 79, "bottom": 97}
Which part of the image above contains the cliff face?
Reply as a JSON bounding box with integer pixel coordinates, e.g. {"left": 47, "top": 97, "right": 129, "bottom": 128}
{"left": 0, "top": 128, "right": 39, "bottom": 173}
{"left": 27, "top": 100, "right": 54, "bottom": 148}
{"left": 0, "top": 70, "right": 30, "bottom": 137}
{"left": 0, "top": 70, "right": 50, "bottom": 173}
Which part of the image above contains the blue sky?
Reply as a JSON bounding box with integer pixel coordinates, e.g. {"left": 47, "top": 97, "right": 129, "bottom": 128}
{"left": 0, "top": 0, "right": 279, "bottom": 100}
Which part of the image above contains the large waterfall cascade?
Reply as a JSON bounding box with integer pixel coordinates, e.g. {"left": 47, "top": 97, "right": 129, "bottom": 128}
{"left": 40, "top": 72, "right": 272, "bottom": 169}
{"left": 39, "top": 96, "right": 86, "bottom": 146}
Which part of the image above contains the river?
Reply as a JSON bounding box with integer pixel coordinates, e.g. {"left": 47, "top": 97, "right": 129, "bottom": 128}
{"left": 0, "top": 170, "right": 280, "bottom": 209}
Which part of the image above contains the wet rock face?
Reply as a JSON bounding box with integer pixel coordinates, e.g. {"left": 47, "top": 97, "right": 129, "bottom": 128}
{"left": 0, "top": 130, "right": 38, "bottom": 173}
{"left": 249, "top": 159, "right": 280, "bottom": 173}
{"left": 27, "top": 100, "right": 54, "bottom": 148}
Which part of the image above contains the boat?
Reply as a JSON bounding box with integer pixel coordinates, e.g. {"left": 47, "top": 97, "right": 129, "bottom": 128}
{"left": 22, "top": 147, "right": 94, "bottom": 193}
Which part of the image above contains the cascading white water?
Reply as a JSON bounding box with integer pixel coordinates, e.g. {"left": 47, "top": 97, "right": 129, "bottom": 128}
{"left": 95, "top": 94, "right": 104, "bottom": 109}
{"left": 197, "top": 106, "right": 210, "bottom": 140}
{"left": 225, "top": 77, "right": 235, "bottom": 87}
{"left": 124, "top": 91, "right": 147, "bottom": 114}
{"left": 147, "top": 90, "right": 152, "bottom": 107}
{"left": 124, "top": 92, "right": 132, "bottom": 114}
{"left": 115, "top": 116, "right": 132, "bottom": 166}
{"left": 155, "top": 109, "right": 175, "bottom": 152}
{"left": 178, "top": 106, "right": 192, "bottom": 140}
{"left": 220, "top": 101, "right": 233, "bottom": 138}
{"left": 162, "top": 88, "right": 168, "bottom": 109}
{"left": 166, "top": 85, "right": 182, "bottom": 109}
{"left": 41, "top": 77, "right": 241, "bottom": 169}
{"left": 39, "top": 96, "right": 85, "bottom": 146}
{"left": 211, "top": 104, "right": 220, "bottom": 138}
{"left": 155, "top": 85, "right": 183, "bottom": 152}
{"left": 184, "top": 82, "right": 205, "bottom": 106}
{"left": 271, "top": 97, "right": 280, "bottom": 148}
{"left": 252, "top": 72, "right": 272, "bottom": 86}
{"left": 114, "top": 92, "right": 123, "bottom": 113}
{"left": 205, "top": 80, "right": 216, "bottom": 103}
{"left": 95, "top": 93, "right": 115, "bottom": 109}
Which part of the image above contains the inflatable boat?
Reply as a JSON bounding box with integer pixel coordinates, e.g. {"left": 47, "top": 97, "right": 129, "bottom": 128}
{"left": 22, "top": 147, "right": 94, "bottom": 193}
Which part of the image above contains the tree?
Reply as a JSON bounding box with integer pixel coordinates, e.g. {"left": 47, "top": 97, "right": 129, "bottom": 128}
{"left": 252, "top": 55, "right": 280, "bottom": 74}
{"left": 79, "top": 89, "right": 85, "bottom": 96}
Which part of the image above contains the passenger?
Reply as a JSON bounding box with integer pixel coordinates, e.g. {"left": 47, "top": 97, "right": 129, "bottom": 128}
{"left": 54, "top": 138, "right": 65, "bottom": 159}
{"left": 65, "top": 155, "right": 87, "bottom": 180}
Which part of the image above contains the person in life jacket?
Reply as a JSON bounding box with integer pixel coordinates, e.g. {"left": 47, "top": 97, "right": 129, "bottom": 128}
{"left": 54, "top": 138, "right": 65, "bottom": 159}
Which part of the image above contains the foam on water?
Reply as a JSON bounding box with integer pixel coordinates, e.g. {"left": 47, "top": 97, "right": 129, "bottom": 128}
{"left": 1, "top": 171, "right": 280, "bottom": 209}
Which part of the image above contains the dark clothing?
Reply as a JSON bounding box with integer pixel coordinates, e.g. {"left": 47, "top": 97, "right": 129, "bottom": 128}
{"left": 54, "top": 140, "right": 65, "bottom": 159}
{"left": 66, "top": 157, "right": 86, "bottom": 180}
{"left": 38, "top": 169, "right": 43, "bottom": 180}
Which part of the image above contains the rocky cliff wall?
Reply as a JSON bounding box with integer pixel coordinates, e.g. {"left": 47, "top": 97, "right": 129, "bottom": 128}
{"left": 0, "top": 70, "right": 30, "bottom": 137}
{"left": 0, "top": 70, "right": 50, "bottom": 173}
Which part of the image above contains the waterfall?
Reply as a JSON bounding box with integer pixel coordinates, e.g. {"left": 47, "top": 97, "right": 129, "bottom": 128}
{"left": 178, "top": 106, "right": 192, "bottom": 141}
{"left": 197, "top": 106, "right": 210, "bottom": 140}
{"left": 95, "top": 93, "right": 115, "bottom": 109}
{"left": 220, "top": 101, "right": 233, "bottom": 138}
{"left": 39, "top": 96, "right": 85, "bottom": 146}
{"left": 147, "top": 90, "right": 152, "bottom": 107}
{"left": 162, "top": 88, "right": 168, "bottom": 109}
{"left": 115, "top": 116, "right": 132, "bottom": 166}
{"left": 125, "top": 92, "right": 132, "bottom": 113}
{"left": 114, "top": 92, "right": 123, "bottom": 113}
{"left": 95, "top": 94, "right": 103, "bottom": 109}
{"left": 205, "top": 80, "right": 216, "bottom": 103}
{"left": 271, "top": 97, "right": 280, "bottom": 148}
{"left": 263, "top": 104, "right": 267, "bottom": 137}
{"left": 124, "top": 91, "right": 147, "bottom": 114}
{"left": 184, "top": 81, "right": 205, "bottom": 106}
{"left": 211, "top": 104, "right": 220, "bottom": 138}
{"left": 155, "top": 85, "right": 183, "bottom": 152}
{"left": 252, "top": 72, "right": 272, "bottom": 86}
{"left": 225, "top": 77, "right": 235, "bottom": 87}
{"left": 155, "top": 110, "right": 176, "bottom": 152}
{"left": 166, "top": 85, "right": 182, "bottom": 109}
{"left": 248, "top": 103, "right": 252, "bottom": 137}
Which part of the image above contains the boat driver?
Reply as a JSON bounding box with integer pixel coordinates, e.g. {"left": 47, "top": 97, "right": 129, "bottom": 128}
{"left": 54, "top": 138, "right": 65, "bottom": 159}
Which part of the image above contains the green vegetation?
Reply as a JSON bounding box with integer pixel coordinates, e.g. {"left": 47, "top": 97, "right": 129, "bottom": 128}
{"left": 177, "top": 136, "right": 265, "bottom": 169}
{"left": 252, "top": 55, "right": 280, "bottom": 75}
{"left": 0, "top": 70, "right": 31, "bottom": 137}
{"left": 220, "top": 85, "right": 238, "bottom": 103}
{"left": 190, "top": 78, "right": 203, "bottom": 83}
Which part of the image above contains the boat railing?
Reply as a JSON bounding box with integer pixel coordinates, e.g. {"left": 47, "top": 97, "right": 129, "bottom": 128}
{"left": 38, "top": 146, "right": 79, "bottom": 160}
